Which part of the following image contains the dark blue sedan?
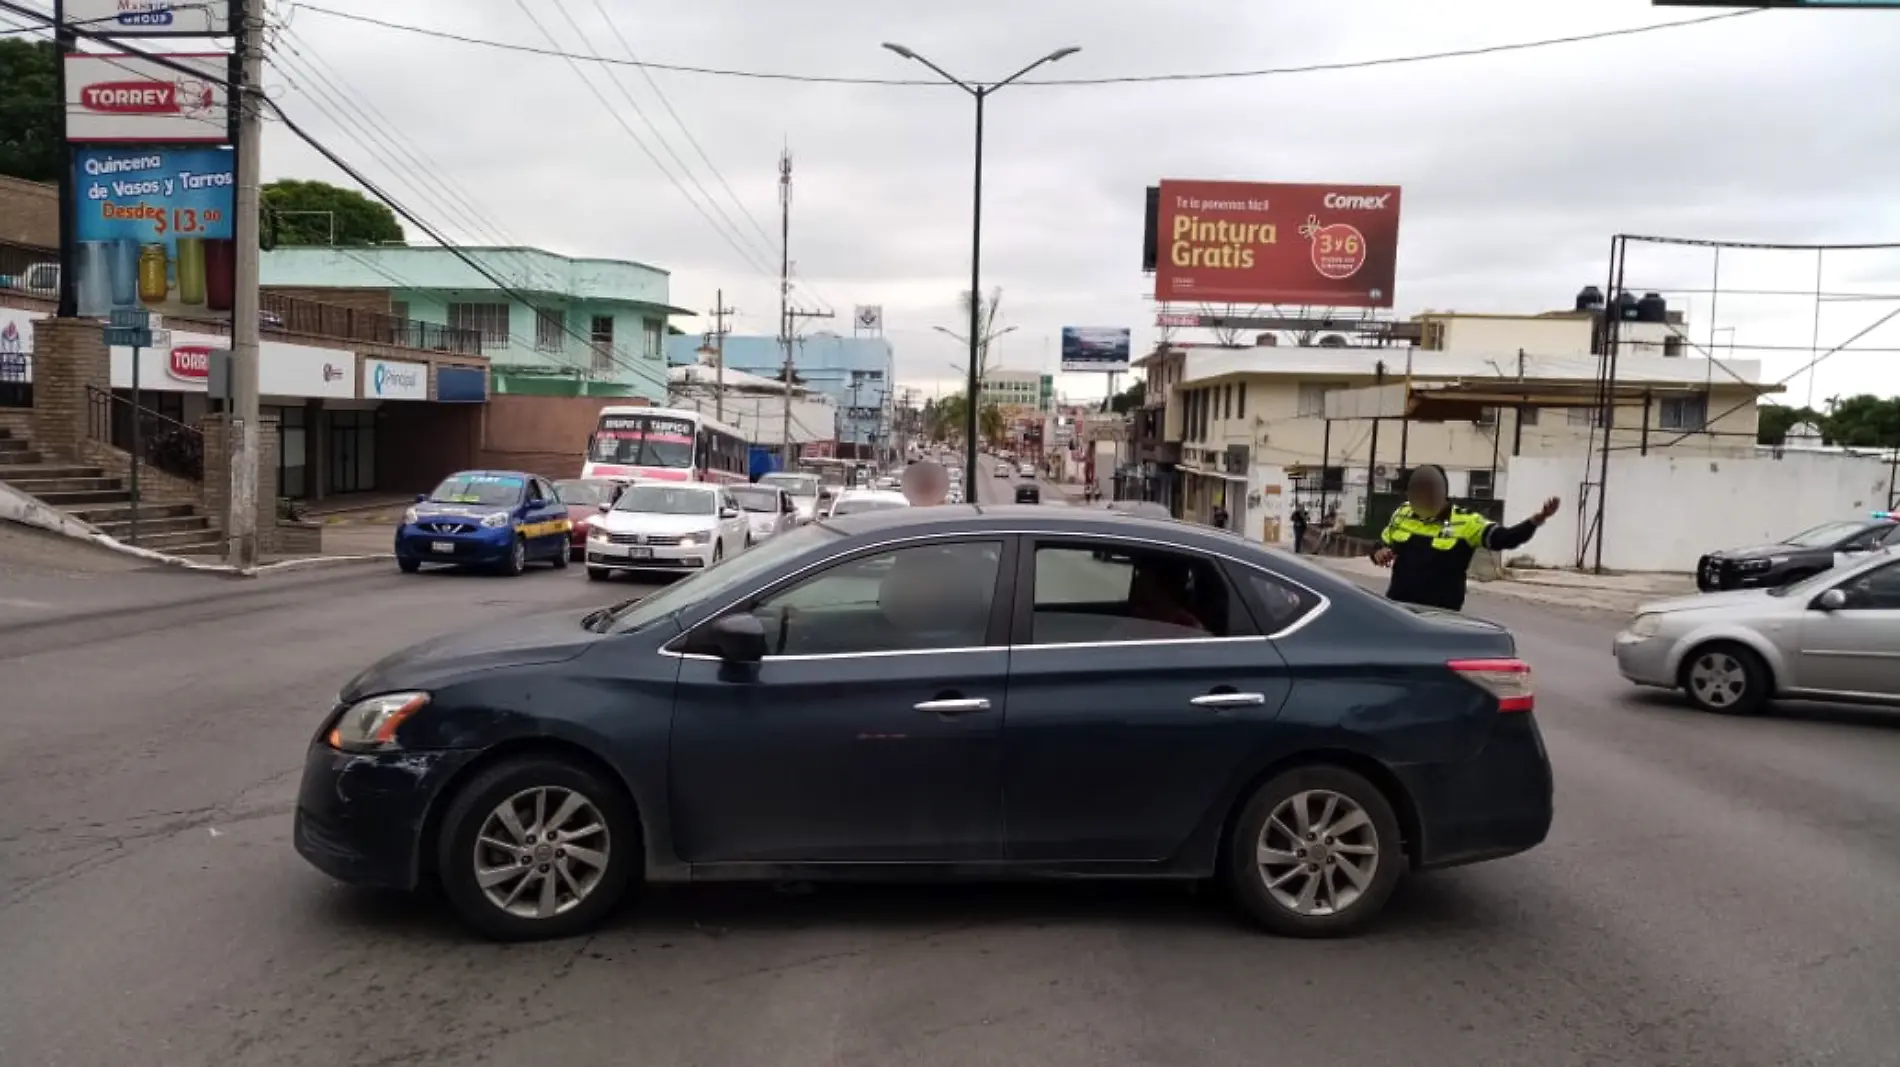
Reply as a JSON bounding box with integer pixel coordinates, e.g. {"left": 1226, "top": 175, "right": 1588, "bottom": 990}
{"left": 395, "top": 471, "right": 573, "bottom": 576}
{"left": 297, "top": 506, "right": 1552, "bottom": 941}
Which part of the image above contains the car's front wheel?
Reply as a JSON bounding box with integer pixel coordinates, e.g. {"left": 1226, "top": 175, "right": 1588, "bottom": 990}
{"left": 397, "top": 557, "right": 420, "bottom": 574}
{"left": 1680, "top": 641, "right": 1769, "bottom": 715}
{"left": 500, "top": 536, "right": 527, "bottom": 577}
{"left": 436, "top": 757, "right": 639, "bottom": 941}
{"left": 586, "top": 566, "right": 609, "bottom": 582}
{"left": 1226, "top": 765, "right": 1404, "bottom": 938}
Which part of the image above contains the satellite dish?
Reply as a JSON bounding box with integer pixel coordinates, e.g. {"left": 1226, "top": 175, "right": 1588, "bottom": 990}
{"left": 1316, "top": 334, "right": 1349, "bottom": 348}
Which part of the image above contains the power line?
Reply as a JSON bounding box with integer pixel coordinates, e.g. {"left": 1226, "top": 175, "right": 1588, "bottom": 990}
{"left": 289, "top": 4, "right": 1763, "bottom": 88}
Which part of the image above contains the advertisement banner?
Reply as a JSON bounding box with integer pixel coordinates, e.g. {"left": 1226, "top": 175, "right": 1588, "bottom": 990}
{"left": 62, "top": 0, "right": 232, "bottom": 35}
{"left": 1152, "top": 180, "right": 1402, "bottom": 308}
{"left": 1060, "top": 327, "right": 1132, "bottom": 374}
{"left": 364, "top": 357, "right": 429, "bottom": 401}
{"left": 111, "top": 332, "right": 358, "bottom": 399}
{"left": 65, "top": 53, "right": 230, "bottom": 144}
{"left": 72, "top": 146, "right": 235, "bottom": 320}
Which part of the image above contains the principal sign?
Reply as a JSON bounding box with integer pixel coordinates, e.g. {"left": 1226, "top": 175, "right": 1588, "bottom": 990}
{"left": 365, "top": 358, "right": 429, "bottom": 401}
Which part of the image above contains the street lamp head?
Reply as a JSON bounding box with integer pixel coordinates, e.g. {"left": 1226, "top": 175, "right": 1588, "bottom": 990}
{"left": 1046, "top": 46, "right": 1081, "bottom": 62}
{"left": 882, "top": 42, "right": 917, "bottom": 60}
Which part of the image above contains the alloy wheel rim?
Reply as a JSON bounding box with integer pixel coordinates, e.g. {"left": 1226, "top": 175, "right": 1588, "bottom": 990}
{"left": 473, "top": 786, "right": 611, "bottom": 919}
{"left": 1689, "top": 653, "right": 1745, "bottom": 706}
{"left": 1256, "top": 789, "right": 1379, "bottom": 917}
{"left": 512, "top": 540, "right": 526, "bottom": 570}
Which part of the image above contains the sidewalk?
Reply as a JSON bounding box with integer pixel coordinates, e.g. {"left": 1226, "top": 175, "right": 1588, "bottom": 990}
{"left": 1308, "top": 551, "right": 1693, "bottom": 615}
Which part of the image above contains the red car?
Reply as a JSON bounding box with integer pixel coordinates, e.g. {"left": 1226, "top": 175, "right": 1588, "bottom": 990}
{"left": 553, "top": 479, "right": 624, "bottom": 561}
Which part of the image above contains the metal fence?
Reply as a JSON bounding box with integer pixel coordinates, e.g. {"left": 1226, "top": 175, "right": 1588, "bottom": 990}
{"left": 86, "top": 385, "right": 205, "bottom": 482}
{"left": 0, "top": 240, "right": 58, "bottom": 300}
{"left": 261, "top": 291, "right": 483, "bottom": 355}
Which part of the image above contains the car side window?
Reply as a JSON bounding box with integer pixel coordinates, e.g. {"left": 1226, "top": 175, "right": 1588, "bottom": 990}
{"left": 739, "top": 540, "right": 1005, "bottom": 657}
{"left": 544, "top": 480, "right": 563, "bottom": 505}
{"left": 1029, "top": 543, "right": 1239, "bottom": 645}
{"left": 1240, "top": 569, "right": 1325, "bottom": 634}
{"left": 1838, "top": 561, "right": 1900, "bottom": 610}
{"left": 1840, "top": 527, "right": 1887, "bottom": 551}
{"left": 1878, "top": 524, "right": 1900, "bottom": 548}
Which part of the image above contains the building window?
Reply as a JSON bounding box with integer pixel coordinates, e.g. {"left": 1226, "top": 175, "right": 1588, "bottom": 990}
{"left": 1660, "top": 394, "right": 1708, "bottom": 431}
{"left": 534, "top": 306, "right": 565, "bottom": 352}
{"left": 590, "top": 315, "right": 615, "bottom": 374}
{"left": 643, "top": 319, "right": 664, "bottom": 360}
{"left": 1468, "top": 469, "right": 1495, "bottom": 500}
{"left": 1297, "top": 383, "right": 1331, "bottom": 418}
{"left": 1519, "top": 406, "right": 1540, "bottom": 427}
{"left": 1475, "top": 407, "right": 1497, "bottom": 427}
{"left": 1237, "top": 382, "right": 1247, "bottom": 419}
{"left": 448, "top": 302, "right": 510, "bottom": 349}
{"left": 1663, "top": 335, "right": 1684, "bottom": 358}
{"left": 1422, "top": 321, "right": 1446, "bottom": 351}
{"left": 1222, "top": 384, "right": 1232, "bottom": 421}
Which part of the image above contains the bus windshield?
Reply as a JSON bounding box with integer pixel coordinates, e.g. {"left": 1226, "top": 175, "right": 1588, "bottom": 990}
{"left": 590, "top": 414, "right": 696, "bottom": 469}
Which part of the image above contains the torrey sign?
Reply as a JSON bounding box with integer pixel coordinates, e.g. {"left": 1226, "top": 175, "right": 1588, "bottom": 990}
{"left": 1152, "top": 180, "right": 1402, "bottom": 308}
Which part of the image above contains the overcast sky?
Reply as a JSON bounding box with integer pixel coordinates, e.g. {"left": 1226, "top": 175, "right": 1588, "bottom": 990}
{"left": 250, "top": 0, "right": 1900, "bottom": 407}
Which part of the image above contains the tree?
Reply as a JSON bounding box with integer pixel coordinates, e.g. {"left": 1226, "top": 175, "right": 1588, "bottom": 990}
{"left": 1109, "top": 378, "right": 1147, "bottom": 415}
{"left": 1756, "top": 403, "right": 1825, "bottom": 446}
{"left": 0, "top": 40, "right": 59, "bottom": 182}
{"left": 979, "top": 402, "right": 1006, "bottom": 447}
{"left": 261, "top": 179, "right": 405, "bottom": 247}
{"left": 959, "top": 286, "right": 1005, "bottom": 377}
{"left": 1822, "top": 393, "right": 1900, "bottom": 449}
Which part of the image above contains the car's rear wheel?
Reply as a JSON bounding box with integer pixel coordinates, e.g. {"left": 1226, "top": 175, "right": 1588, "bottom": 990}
{"left": 551, "top": 544, "right": 569, "bottom": 569}
{"left": 1680, "top": 641, "right": 1769, "bottom": 715}
{"left": 1226, "top": 765, "right": 1404, "bottom": 938}
{"left": 437, "top": 757, "right": 638, "bottom": 941}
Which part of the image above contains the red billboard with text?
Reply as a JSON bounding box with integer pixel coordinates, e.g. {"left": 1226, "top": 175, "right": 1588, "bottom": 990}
{"left": 1152, "top": 180, "right": 1401, "bottom": 308}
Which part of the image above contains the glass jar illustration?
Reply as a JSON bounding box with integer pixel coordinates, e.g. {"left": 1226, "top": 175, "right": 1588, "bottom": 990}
{"left": 137, "top": 243, "right": 169, "bottom": 304}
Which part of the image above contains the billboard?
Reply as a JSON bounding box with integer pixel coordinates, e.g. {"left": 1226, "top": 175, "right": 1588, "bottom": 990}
{"left": 1151, "top": 180, "right": 1401, "bottom": 308}
{"left": 62, "top": 0, "right": 232, "bottom": 35}
{"left": 64, "top": 53, "right": 230, "bottom": 144}
{"left": 72, "top": 146, "right": 236, "bottom": 319}
{"left": 1061, "top": 327, "right": 1132, "bottom": 374}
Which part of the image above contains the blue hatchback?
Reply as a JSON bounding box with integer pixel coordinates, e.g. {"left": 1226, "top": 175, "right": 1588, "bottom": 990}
{"left": 395, "top": 471, "right": 572, "bottom": 576}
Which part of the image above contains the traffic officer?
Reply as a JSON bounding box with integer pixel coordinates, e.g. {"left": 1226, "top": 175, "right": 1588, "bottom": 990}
{"left": 1371, "top": 464, "right": 1561, "bottom": 612}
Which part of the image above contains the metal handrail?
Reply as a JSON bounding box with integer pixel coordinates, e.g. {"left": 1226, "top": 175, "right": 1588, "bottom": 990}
{"left": 85, "top": 385, "right": 205, "bottom": 482}
{"left": 260, "top": 290, "right": 483, "bottom": 356}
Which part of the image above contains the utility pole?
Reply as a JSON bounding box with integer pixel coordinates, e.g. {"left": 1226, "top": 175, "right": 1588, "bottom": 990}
{"left": 228, "top": 0, "right": 264, "bottom": 569}
{"left": 778, "top": 149, "right": 793, "bottom": 469}
{"left": 709, "top": 288, "right": 734, "bottom": 423}
{"left": 782, "top": 306, "right": 834, "bottom": 465}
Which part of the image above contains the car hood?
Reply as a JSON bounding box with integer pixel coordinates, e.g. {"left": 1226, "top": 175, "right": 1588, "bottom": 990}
{"left": 1638, "top": 588, "right": 1777, "bottom": 615}
{"left": 595, "top": 511, "right": 716, "bottom": 536}
{"left": 410, "top": 501, "right": 512, "bottom": 525}
{"left": 1709, "top": 542, "right": 1804, "bottom": 559}
{"left": 341, "top": 610, "right": 600, "bottom": 700}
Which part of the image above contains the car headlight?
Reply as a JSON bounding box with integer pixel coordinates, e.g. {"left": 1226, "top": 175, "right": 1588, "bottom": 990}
{"left": 1736, "top": 558, "right": 1771, "bottom": 572}
{"left": 327, "top": 692, "right": 430, "bottom": 752}
{"left": 1627, "top": 613, "right": 1661, "bottom": 638}
{"left": 678, "top": 534, "right": 701, "bottom": 548}
{"left": 1767, "top": 555, "right": 1789, "bottom": 566}
{"left": 402, "top": 507, "right": 418, "bottom": 525}
{"left": 480, "top": 512, "right": 511, "bottom": 528}
{"left": 589, "top": 527, "right": 609, "bottom": 542}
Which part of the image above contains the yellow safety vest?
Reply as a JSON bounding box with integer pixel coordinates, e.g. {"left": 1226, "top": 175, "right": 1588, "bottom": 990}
{"left": 1381, "top": 504, "right": 1488, "bottom": 552}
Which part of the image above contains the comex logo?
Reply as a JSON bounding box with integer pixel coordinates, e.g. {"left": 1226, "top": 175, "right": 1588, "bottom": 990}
{"left": 374, "top": 362, "right": 421, "bottom": 395}
{"left": 1322, "top": 192, "right": 1393, "bottom": 211}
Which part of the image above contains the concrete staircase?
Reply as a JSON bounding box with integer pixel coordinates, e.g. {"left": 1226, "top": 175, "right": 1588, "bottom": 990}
{"left": 0, "top": 425, "right": 223, "bottom": 555}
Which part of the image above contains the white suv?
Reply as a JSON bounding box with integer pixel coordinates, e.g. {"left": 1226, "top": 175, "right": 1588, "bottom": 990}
{"left": 586, "top": 482, "right": 750, "bottom": 582}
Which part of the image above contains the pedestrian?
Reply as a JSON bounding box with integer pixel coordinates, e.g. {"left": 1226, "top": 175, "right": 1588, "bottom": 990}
{"left": 1290, "top": 505, "right": 1310, "bottom": 554}
{"left": 1211, "top": 503, "right": 1230, "bottom": 530}
{"left": 901, "top": 459, "right": 950, "bottom": 507}
{"left": 1371, "top": 464, "right": 1561, "bottom": 612}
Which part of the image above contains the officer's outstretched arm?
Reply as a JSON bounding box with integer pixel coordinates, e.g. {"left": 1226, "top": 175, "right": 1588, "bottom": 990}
{"left": 1479, "top": 516, "right": 1541, "bottom": 551}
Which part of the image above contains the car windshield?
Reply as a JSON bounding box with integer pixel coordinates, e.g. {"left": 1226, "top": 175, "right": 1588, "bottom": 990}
{"left": 1782, "top": 520, "right": 1866, "bottom": 548}
{"left": 730, "top": 487, "right": 780, "bottom": 513}
{"left": 831, "top": 497, "right": 908, "bottom": 516}
{"left": 592, "top": 523, "right": 841, "bottom": 634}
{"left": 553, "top": 480, "right": 610, "bottom": 506}
{"left": 588, "top": 415, "right": 696, "bottom": 469}
{"left": 428, "top": 473, "right": 523, "bottom": 507}
{"left": 615, "top": 485, "right": 715, "bottom": 516}
{"left": 761, "top": 474, "right": 818, "bottom": 497}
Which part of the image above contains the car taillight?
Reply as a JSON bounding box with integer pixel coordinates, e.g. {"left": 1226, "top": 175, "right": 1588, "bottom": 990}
{"left": 1448, "top": 658, "right": 1533, "bottom": 713}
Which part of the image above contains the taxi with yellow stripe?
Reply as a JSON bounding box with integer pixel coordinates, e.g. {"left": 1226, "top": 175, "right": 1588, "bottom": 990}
{"left": 396, "top": 471, "right": 574, "bottom": 577}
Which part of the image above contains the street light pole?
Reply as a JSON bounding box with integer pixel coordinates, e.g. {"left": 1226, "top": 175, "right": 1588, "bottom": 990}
{"left": 883, "top": 42, "right": 1080, "bottom": 492}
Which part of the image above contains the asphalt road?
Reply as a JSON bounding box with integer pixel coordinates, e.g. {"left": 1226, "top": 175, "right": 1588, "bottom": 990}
{"left": 3, "top": 493, "right": 1898, "bottom": 1067}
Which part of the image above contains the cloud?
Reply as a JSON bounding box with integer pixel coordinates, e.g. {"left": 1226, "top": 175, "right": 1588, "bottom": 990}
{"left": 264, "top": 0, "right": 1900, "bottom": 403}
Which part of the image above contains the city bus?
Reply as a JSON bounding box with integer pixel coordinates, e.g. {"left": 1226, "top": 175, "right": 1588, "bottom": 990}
{"left": 581, "top": 406, "right": 750, "bottom": 485}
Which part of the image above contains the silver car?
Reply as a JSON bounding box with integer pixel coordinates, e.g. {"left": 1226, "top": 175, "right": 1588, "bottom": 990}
{"left": 1615, "top": 548, "right": 1900, "bottom": 714}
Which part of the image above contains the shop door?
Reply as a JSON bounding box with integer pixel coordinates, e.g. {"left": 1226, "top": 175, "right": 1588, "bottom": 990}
{"left": 328, "top": 410, "right": 377, "bottom": 494}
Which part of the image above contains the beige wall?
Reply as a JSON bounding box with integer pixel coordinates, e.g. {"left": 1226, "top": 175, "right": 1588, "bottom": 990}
{"left": 0, "top": 177, "right": 57, "bottom": 248}
{"left": 1179, "top": 373, "right": 1764, "bottom": 475}
{"left": 478, "top": 394, "right": 649, "bottom": 480}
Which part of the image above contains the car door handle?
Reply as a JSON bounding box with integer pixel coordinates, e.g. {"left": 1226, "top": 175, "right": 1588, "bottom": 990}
{"left": 1190, "top": 692, "right": 1267, "bottom": 708}
{"left": 915, "top": 698, "right": 992, "bottom": 715}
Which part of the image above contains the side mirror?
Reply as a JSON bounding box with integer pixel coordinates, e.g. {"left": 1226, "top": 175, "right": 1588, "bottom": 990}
{"left": 720, "top": 507, "right": 741, "bottom": 520}
{"left": 1817, "top": 588, "right": 1848, "bottom": 611}
{"left": 597, "top": 502, "right": 611, "bottom": 514}
{"left": 414, "top": 493, "right": 427, "bottom": 503}
{"left": 708, "top": 613, "right": 767, "bottom": 664}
